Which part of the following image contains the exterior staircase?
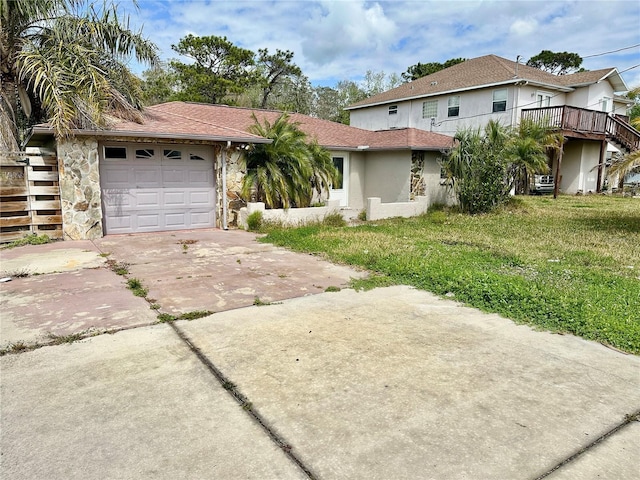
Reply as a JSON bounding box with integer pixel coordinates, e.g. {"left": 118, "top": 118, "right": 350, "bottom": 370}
{"left": 605, "top": 114, "right": 639, "bottom": 154}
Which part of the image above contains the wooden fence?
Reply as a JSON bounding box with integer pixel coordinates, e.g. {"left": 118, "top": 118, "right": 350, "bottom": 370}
{"left": 0, "top": 147, "right": 62, "bottom": 243}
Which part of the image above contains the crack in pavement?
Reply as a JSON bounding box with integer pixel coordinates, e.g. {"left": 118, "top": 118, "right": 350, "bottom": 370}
{"left": 532, "top": 409, "right": 640, "bottom": 480}
{"left": 167, "top": 321, "right": 318, "bottom": 480}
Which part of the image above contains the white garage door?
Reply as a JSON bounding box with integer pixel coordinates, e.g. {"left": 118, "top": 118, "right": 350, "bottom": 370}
{"left": 100, "top": 144, "right": 216, "bottom": 234}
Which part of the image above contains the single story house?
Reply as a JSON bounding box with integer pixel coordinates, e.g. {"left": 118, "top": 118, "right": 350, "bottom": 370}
{"left": 347, "top": 55, "right": 638, "bottom": 194}
{"left": 27, "top": 102, "right": 452, "bottom": 239}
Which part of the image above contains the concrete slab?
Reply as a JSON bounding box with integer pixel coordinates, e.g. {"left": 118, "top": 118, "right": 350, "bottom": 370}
{"left": 178, "top": 286, "right": 640, "bottom": 480}
{"left": 546, "top": 421, "right": 640, "bottom": 480}
{"left": 0, "top": 325, "right": 307, "bottom": 480}
{"left": 93, "top": 229, "right": 363, "bottom": 315}
{"left": 0, "top": 240, "right": 104, "bottom": 275}
{"left": 0, "top": 267, "right": 157, "bottom": 349}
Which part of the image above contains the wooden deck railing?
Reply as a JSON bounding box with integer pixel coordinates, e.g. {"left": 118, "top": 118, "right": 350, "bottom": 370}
{"left": 521, "top": 105, "right": 639, "bottom": 152}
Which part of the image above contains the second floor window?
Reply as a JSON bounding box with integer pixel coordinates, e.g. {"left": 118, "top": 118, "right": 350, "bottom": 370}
{"left": 492, "top": 89, "right": 507, "bottom": 112}
{"left": 448, "top": 96, "right": 460, "bottom": 117}
{"left": 422, "top": 100, "right": 438, "bottom": 118}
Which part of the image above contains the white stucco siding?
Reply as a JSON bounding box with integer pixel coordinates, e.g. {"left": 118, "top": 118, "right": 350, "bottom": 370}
{"left": 350, "top": 87, "right": 514, "bottom": 134}
{"left": 348, "top": 152, "right": 367, "bottom": 210}
{"left": 364, "top": 151, "right": 412, "bottom": 203}
{"left": 586, "top": 82, "right": 615, "bottom": 112}
{"left": 560, "top": 140, "right": 602, "bottom": 193}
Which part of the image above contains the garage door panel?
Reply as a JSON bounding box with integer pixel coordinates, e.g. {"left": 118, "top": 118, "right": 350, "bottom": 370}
{"left": 164, "top": 191, "right": 187, "bottom": 206}
{"left": 101, "top": 144, "right": 216, "bottom": 234}
{"left": 102, "top": 189, "right": 132, "bottom": 208}
{"left": 134, "top": 168, "right": 162, "bottom": 187}
{"left": 137, "top": 213, "right": 161, "bottom": 229}
{"left": 189, "top": 211, "right": 214, "bottom": 227}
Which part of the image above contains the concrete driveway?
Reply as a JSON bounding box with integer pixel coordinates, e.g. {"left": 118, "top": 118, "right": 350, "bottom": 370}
{"left": 1, "top": 230, "right": 639, "bottom": 479}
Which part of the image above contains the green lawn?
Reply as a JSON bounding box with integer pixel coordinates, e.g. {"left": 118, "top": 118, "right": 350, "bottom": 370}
{"left": 261, "top": 195, "right": 640, "bottom": 354}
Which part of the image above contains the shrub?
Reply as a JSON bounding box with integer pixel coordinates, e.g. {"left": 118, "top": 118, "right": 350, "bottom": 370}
{"left": 246, "top": 211, "right": 263, "bottom": 232}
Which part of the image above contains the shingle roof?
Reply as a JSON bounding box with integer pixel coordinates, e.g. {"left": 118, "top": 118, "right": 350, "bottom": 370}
{"left": 142, "top": 102, "right": 453, "bottom": 151}
{"left": 31, "top": 101, "right": 453, "bottom": 150}
{"left": 347, "top": 54, "right": 624, "bottom": 109}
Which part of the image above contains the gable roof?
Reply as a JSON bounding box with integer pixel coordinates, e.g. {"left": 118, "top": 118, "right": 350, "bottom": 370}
{"left": 347, "top": 55, "right": 628, "bottom": 110}
{"left": 32, "top": 102, "right": 453, "bottom": 151}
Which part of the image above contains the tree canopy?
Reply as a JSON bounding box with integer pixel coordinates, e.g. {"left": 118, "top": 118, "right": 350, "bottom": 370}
{"left": 526, "top": 50, "right": 583, "bottom": 75}
{"left": 401, "top": 58, "right": 466, "bottom": 82}
{"left": 170, "top": 34, "right": 255, "bottom": 104}
{"left": 0, "top": 0, "right": 158, "bottom": 150}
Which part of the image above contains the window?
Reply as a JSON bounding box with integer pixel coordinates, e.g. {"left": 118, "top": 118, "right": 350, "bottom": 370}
{"left": 601, "top": 97, "right": 611, "bottom": 113}
{"left": 104, "top": 146, "right": 127, "bottom": 159}
{"left": 447, "top": 96, "right": 460, "bottom": 117}
{"left": 190, "top": 154, "right": 205, "bottom": 161}
{"left": 492, "top": 89, "right": 507, "bottom": 112}
{"left": 332, "top": 157, "right": 344, "bottom": 189}
{"left": 422, "top": 100, "right": 438, "bottom": 119}
{"left": 536, "top": 92, "right": 552, "bottom": 107}
{"left": 135, "top": 149, "right": 154, "bottom": 160}
{"left": 163, "top": 149, "right": 182, "bottom": 160}
{"left": 388, "top": 105, "right": 398, "bottom": 115}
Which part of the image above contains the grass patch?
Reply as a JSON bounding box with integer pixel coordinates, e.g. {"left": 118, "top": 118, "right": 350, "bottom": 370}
{"left": 325, "top": 286, "right": 341, "bottom": 292}
{"left": 1, "top": 234, "right": 52, "bottom": 249}
{"left": 323, "top": 212, "right": 347, "bottom": 227}
{"left": 126, "top": 278, "right": 148, "bottom": 297}
{"left": 156, "top": 313, "right": 176, "bottom": 323}
{"left": 260, "top": 195, "right": 640, "bottom": 354}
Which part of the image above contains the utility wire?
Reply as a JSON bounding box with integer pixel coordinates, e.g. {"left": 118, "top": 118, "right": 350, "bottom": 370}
{"left": 582, "top": 44, "right": 640, "bottom": 59}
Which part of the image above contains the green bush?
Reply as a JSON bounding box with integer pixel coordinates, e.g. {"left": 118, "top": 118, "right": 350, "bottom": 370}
{"left": 246, "top": 211, "right": 263, "bottom": 232}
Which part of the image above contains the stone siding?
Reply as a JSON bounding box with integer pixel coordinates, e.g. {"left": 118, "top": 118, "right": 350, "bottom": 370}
{"left": 57, "top": 138, "right": 103, "bottom": 240}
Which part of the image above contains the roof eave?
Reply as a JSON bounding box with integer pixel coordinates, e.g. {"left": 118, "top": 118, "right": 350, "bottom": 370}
{"left": 29, "top": 126, "right": 272, "bottom": 144}
{"left": 346, "top": 78, "right": 574, "bottom": 111}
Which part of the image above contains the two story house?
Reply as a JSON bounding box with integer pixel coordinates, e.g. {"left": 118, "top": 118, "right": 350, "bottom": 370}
{"left": 346, "top": 54, "right": 638, "bottom": 195}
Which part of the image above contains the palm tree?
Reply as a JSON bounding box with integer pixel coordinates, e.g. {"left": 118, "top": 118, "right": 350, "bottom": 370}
{"left": 0, "top": 0, "right": 158, "bottom": 151}
{"left": 507, "top": 118, "right": 564, "bottom": 194}
{"left": 241, "top": 114, "right": 339, "bottom": 208}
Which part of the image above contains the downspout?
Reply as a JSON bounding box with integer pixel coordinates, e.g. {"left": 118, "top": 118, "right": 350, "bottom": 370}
{"left": 222, "top": 142, "right": 229, "bottom": 230}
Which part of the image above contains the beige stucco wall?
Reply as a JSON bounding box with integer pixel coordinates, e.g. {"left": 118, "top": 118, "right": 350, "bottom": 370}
{"left": 347, "top": 151, "right": 366, "bottom": 210}
{"left": 558, "top": 140, "right": 603, "bottom": 194}
{"left": 364, "top": 151, "right": 412, "bottom": 202}
{"left": 421, "top": 151, "right": 456, "bottom": 206}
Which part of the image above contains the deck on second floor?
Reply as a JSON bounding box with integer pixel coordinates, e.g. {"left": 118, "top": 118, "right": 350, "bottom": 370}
{"left": 521, "top": 105, "right": 639, "bottom": 153}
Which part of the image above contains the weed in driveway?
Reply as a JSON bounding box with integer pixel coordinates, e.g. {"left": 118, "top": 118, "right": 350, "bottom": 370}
{"left": 127, "top": 278, "right": 148, "bottom": 297}
{"left": 325, "top": 286, "right": 341, "bottom": 292}
{"left": 178, "top": 310, "right": 213, "bottom": 320}
{"left": 0, "top": 341, "right": 31, "bottom": 355}
{"left": 2, "top": 267, "right": 31, "bottom": 278}
{"left": 107, "top": 260, "right": 130, "bottom": 276}
{"left": 156, "top": 313, "right": 176, "bottom": 323}
{"left": 47, "top": 332, "right": 84, "bottom": 345}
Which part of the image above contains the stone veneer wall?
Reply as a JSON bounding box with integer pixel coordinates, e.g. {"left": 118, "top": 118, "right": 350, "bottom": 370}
{"left": 225, "top": 150, "right": 246, "bottom": 227}
{"left": 57, "top": 137, "right": 103, "bottom": 240}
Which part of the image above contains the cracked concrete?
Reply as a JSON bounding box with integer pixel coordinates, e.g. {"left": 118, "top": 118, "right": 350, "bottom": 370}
{"left": 1, "top": 230, "right": 639, "bottom": 479}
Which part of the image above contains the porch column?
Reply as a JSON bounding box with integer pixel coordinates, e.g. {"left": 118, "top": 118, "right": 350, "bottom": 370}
{"left": 596, "top": 139, "right": 607, "bottom": 193}
{"left": 553, "top": 141, "right": 565, "bottom": 199}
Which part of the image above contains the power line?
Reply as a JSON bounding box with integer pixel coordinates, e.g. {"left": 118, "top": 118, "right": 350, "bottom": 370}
{"left": 582, "top": 44, "right": 640, "bottom": 59}
{"left": 618, "top": 63, "right": 640, "bottom": 74}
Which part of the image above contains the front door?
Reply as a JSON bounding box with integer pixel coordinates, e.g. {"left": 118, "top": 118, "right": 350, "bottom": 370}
{"left": 330, "top": 156, "right": 349, "bottom": 207}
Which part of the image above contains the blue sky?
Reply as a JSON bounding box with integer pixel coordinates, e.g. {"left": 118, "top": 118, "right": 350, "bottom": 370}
{"left": 121, "top": 0, "right": 640, "bottom": 91}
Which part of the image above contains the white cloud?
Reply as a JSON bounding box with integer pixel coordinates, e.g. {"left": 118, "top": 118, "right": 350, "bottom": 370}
{"left": 122, "top": 0, "right": 640, "bottom": 89}
{"left": 509, "top": 18, "right": 538, "bottom": 37}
